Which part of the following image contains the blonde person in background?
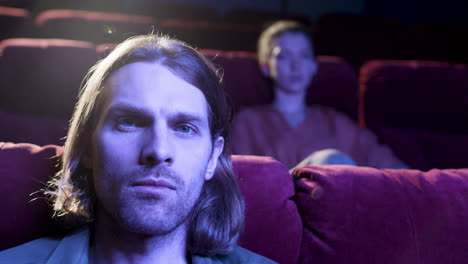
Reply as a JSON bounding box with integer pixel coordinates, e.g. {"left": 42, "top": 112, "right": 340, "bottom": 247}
{"left": 231, "top": 20, "right": 408, "bottom": 170}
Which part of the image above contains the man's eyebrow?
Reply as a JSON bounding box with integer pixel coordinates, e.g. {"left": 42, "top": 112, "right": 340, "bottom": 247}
{"left": 106, "top": 103, "right": 152, "bottom": 117}
{"left": 170, "top": 112, "right": 208, "bottom": 126}
{"left": 106, "top": 103, "right": 208, "bottom": 126}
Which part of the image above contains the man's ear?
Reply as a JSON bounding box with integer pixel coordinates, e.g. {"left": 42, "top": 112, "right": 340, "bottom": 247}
{"left": 204, "top": 136, "right": 224, "bottom": 181}
{"left": 260, "top": 63, "right": 270, "bottom": 77}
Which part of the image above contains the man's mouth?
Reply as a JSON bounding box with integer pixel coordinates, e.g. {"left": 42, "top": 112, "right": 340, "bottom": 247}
{"left": 131, "top": 178, "right": 176, "bottom": 195}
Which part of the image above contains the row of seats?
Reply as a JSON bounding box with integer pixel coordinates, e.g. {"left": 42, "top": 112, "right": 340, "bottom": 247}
{"left": 314, "top": 14, "right": 468, "bottom": 70}
{"left": 0, "top": 1, "right": 298, "bottom": 23}
{"left": 3, "top": 6, "right": 468, "bottom": 69}
{"left": 0, "top": 38, "right": 467, "bottom": 170}
{"left": 0, "top": 6, "right": 264, "bottom": 51}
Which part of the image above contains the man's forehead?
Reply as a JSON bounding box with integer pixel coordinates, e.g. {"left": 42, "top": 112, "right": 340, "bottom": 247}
{"left": 99, "top": 62, "right": 210, "bottom": 121}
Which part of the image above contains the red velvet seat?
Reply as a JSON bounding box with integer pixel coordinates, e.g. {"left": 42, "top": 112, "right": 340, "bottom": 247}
{"left": 160, "top": 19, "right": 260, "bottom": 51}
{"left": 35, "top": 9, "right": 156, "bottom": 43}
{"left": 0, "top": 38, "right": 98, "bottom": 119}
{"left": 293, "top": 165, "right": 468, "bottom": 264}
{"left": 0, "top": 6, "right": 32, "bottom": 39}
{"left": 223, "top": 8, "right": 308, "bottom": 25}
{"left": 359, "top": 60, "right": 468, "bottom": 169}
{"left": 126, "top": 2, "right": 219, "bottom": 21}
{"left": 0, "top": 110, "right": 67, "bottom": 146}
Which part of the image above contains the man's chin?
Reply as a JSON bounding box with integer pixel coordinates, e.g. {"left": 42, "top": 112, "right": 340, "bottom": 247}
{"left": 117, "top": 216, "right": 182, "bottom": 237}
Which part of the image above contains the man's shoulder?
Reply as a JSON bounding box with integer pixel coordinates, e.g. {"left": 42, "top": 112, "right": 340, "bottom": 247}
{"left": 0, "top": 228, "right": 90, "bottom": 264}
{"left": 0, "top": 236, "right": 61, "bottom": 264}
{"left": 194, "top": 246, "right": 278, "bottom": 264}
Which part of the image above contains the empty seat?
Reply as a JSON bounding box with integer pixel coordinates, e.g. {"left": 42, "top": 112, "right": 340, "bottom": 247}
{"left": 0, "top": 109, "right": 68, "bottom": 145}
{"left": 0, "top": 0, "right": 32, "bottom": 9}
{"left": 35, "top": 9, "right": 157, "bottom": 43}
{"left": 223, "top": 8, "right": 305, "bottom": 25}
{"left": 201, "top": 50, "right": 270, "bottom": 113}
{"left": 359, "top": 60, "right": 468, "bottom": 169}
{"left": 126, "top": 2, "right": 219, "bottom": 21}
{"left": 308, "top": 55, "right": 358, "bottom": 120}
{"left": 160, "top": 19, "right": 261, "bottom": 51}
{"left": 0, "top": 6, "right": 33, "bottom": 40}
{"left": 360, "top": 60, "right": 468, "bottom": 132}
{"left": 0, "top": 38, "right": 98, "bottom": 119}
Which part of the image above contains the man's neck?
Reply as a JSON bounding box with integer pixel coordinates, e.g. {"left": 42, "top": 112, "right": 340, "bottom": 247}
{"left": 89, "top": 221, "right": 189, "bottom": 264}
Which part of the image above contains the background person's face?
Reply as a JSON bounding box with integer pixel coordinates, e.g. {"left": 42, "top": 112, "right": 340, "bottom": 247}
{"left": 87, "top": 62, "right": 223, "bottom": 236}
{"left": 267, "top": 32, "right": 317, "bottom": 95}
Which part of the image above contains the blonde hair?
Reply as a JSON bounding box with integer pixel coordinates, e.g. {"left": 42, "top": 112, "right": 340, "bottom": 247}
{"left": 257, "top": 20, "right": 315, "bottom": 66}
{"left": 46, "top": 34, "right": 244, "bottom": 256}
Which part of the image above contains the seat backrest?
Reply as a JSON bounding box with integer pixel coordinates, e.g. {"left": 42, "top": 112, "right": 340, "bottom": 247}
{"left": 359, "top": 60, "right": 468, "bottom": 133}
{"left": 0, "top": 6, "right": 32, "bottom": 39}
{"left": 127, "top": 2, "right": 219, "bottom": 21}
{"left": 160, "top": 19, "right": 261, "bottom": 51}
{"left": 0, "top": 142, "right": 63, "bottom": 251}
{"left": 0, "top": 110, "right": 68, "bottom": 146}
{"left": 35, "top": 9, "right": 156, "bottom": 43}
{"left": 293, "top": 165, "right": 468, "bottom": 264}
{"left": 358, "top": 60, "right": 468, "bottom": 169}
{"left": 201, "top": 50, "right": 271, "bottom": 113}
{"left": 0, "top": 38, "right": 98, "bottom": 119}
{"left": 232, "top": 155, "right": 302, "bottom": 264}
{"left": 308, "top": 55, "right": 358, "bottom": 120}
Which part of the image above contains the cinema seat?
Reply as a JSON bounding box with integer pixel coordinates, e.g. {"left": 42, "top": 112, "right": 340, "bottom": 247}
{"left": 0, "top": 38, "right": 98, "bottom": 118}
{"left": 359, "top": 60, "right": 468, "bottom": 169}
{"left": 35, "top": 9, "right": 156, "bottom": 43}
{"left": 0, "top": 6, "right": 32, "bottom": 39}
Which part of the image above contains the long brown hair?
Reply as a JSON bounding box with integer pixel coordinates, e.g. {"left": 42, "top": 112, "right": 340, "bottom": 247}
{"left": 46, "top": 34, "right": 244, "bottom": 256}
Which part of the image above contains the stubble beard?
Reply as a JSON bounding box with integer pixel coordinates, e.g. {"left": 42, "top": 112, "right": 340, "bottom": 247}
{"left": 96, "top": 166, "right": 207, "bottom": 237}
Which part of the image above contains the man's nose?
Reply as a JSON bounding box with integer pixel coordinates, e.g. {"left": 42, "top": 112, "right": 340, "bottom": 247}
{"left": 139, "top": 125, "right": 173, "bottom": 166}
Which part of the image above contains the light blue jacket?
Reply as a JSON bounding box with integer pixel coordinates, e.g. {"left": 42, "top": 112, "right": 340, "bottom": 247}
{"left": 0, "top": 228, "right": 277, "bottom": 264}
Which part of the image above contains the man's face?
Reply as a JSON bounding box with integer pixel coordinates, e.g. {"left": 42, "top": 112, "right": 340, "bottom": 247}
{"left": 86, "top": 62, "right": 224, "bottom": 236}
{"left": 266, "top": 32, "right": 317, "bottom": 94}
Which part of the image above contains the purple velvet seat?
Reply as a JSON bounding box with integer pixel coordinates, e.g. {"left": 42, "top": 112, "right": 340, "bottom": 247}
{"left": 0, "top": 38, "right": 98, "bottom": 119}
{"left": 0, "top": 6, "right": 32, "bottom": 40}
{"left": 359, "top": 60, "right": 468, "bottom": 169}
{"left": 372, "top": 126, "right": 468, "bottom": 170}
{"left": 233, "top": 155, "right": 302, "bottom": 264}
{"left": 127, "top": 2, "right": 219, "bottom": 21}
{"left": 0, "top": 110, "right": 68, "bottom": 145}
{"left": 0, "top": 143, "right": 302, "bottom": 264}
{"left": 0, "top": 143, "right": 62, "bottom": 251}
{"left": 35, "top": 9, "right": 157, "bottom": 43}
{"left": 293, "top": 165, "right": 468, "bottom": 264}
{"left": 360, "top": 60, "right": 468, "bottom": 133}
{"left": 200, "top": 50, "right": 270, "bottom": 113}
{"left": 160, "top": 19, "right": 260, "bottom": 51}
{"left": 308, "top": 56, "right": 358, "bottom": 120}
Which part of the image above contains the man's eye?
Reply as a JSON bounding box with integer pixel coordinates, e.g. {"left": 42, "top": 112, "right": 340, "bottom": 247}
{"left": 116, "top": 118, "right": 138, "bottom": 130}
{"left": 176, "top": 125, "right": 194, "bottom": 134}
